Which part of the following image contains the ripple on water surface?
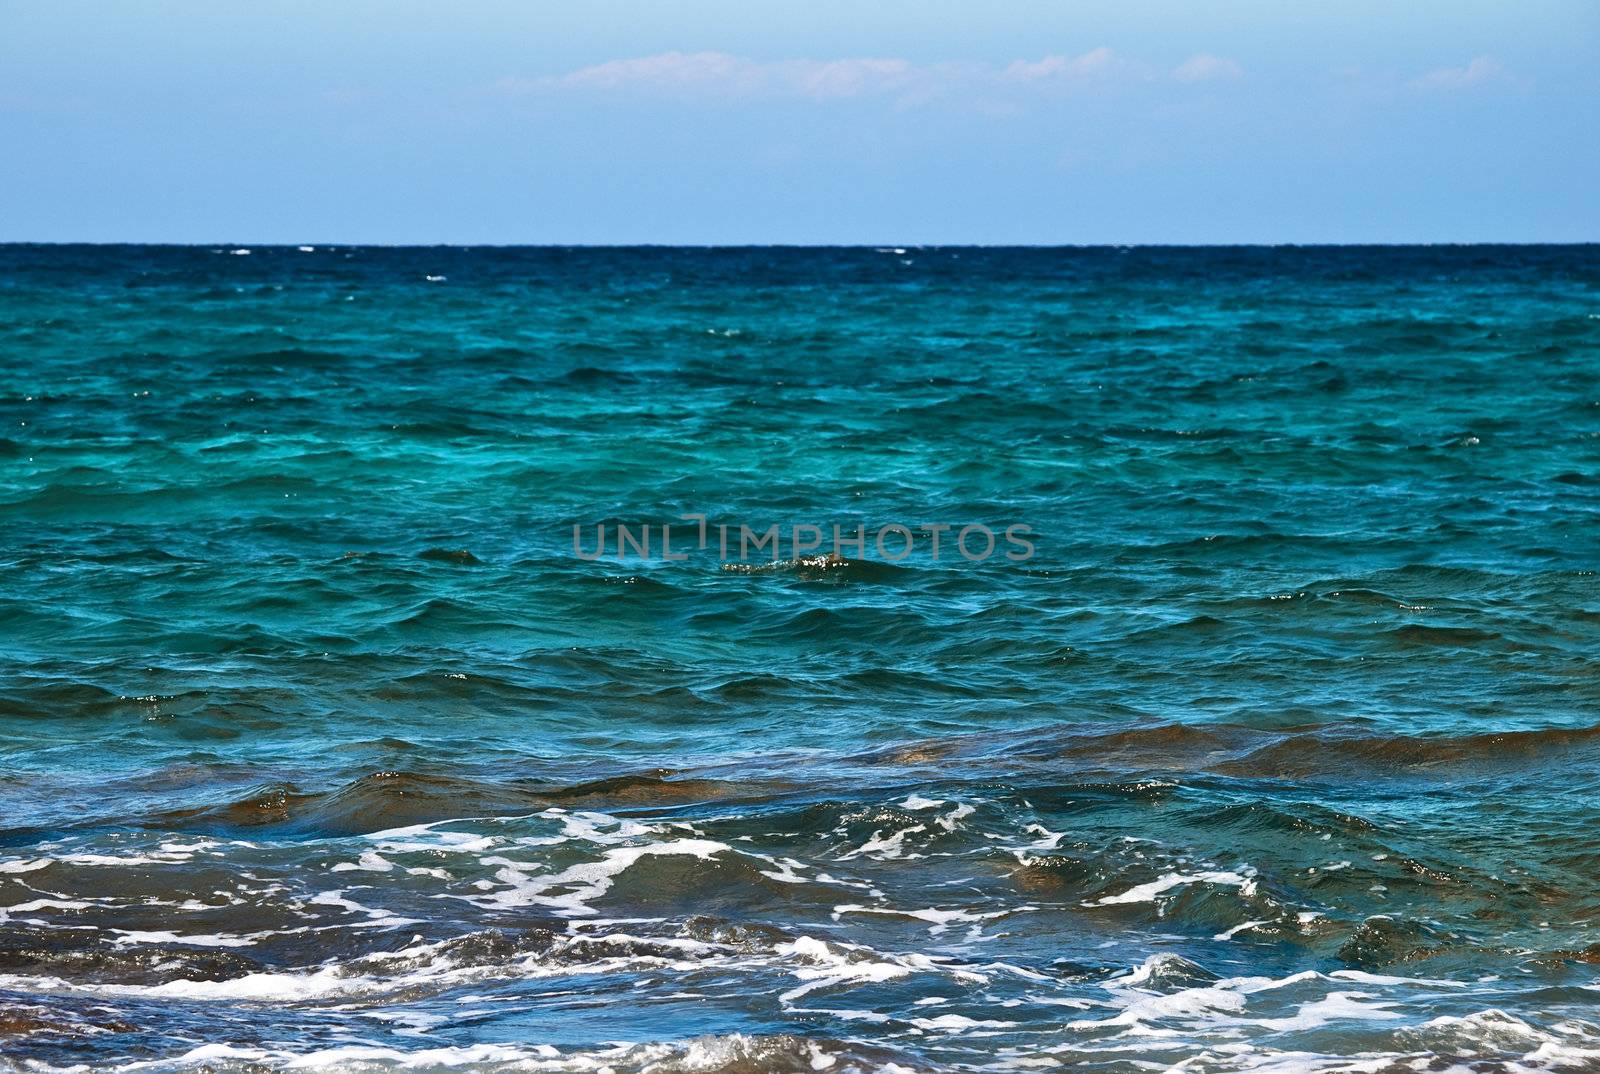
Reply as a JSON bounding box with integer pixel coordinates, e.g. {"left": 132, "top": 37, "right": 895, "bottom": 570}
{"left": 1, "top": 244, "right": 1599, "bottom": 1071}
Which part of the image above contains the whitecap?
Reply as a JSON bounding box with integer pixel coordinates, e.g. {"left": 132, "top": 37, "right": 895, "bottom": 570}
{"left": 1089, "top": 870, "right": 1250, "bottom": 906}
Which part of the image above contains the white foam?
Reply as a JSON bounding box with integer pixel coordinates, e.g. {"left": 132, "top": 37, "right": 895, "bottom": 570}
{"left": 1018, "top": 823, "right": 1066, "bottom": 851}
{"left": 109, "top": 929, "right": 257, "bottom": 948}
{"left": 1089, "top": 870, "right": 1249, "bottom": 906}
{"left": 838, "top": 826, "right": 924, "bottom": 860}
{"left": 0, "top": 897, "right": 96, "bottom": 921}
{"left": 331, "top": 851, "right": 396, "bottom": 873}
{"left": 831, "top": 902, "right": 1011, "bottom": 936}
{"left": 0, "top": 966, "right": 369, "bottom": 1002}
{"left": 775, "top": 935, "right": 985, "bottom": 1005}
{"left": 364, "top": 821, "right": 503, "bottom": 855}
{"left": 908, "top": 1013, "right": 1017, "bottom": 1032}
{"left": 473, "top": 839, "right": 731, "bottom": 916}
{"left": 776, "top": 935, "right": 913, "bottom": 1002}
{"left": 1252, "top": 991, "right": 1401, "bottom": 1031}
{"left": 1071, "top": 982, "right": 1248, "bottom": 1029}
{"left": 1214, "top": 919, "right": 1272, "bottom": 941}
{"left": 308, "top": 889, "right": 421, "bottom": 928}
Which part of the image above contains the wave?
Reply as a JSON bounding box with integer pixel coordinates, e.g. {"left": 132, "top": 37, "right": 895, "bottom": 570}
{"left": 0, "top": 1033, "right": 922, "bottom": 1074}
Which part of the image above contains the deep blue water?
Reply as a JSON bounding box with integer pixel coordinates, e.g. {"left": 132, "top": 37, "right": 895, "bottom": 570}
{"left": 2, "top": 244, "right": 1599, "bottom": 1073}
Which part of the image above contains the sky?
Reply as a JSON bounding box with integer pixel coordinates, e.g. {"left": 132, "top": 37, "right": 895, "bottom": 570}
{"left": 1, "top": 1, "right": 1597, "bottom": 244}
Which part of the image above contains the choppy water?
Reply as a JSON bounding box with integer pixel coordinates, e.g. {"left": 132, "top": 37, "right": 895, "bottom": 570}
{"left": 2, "top": 244, "right": 1600, "bottom": 1073}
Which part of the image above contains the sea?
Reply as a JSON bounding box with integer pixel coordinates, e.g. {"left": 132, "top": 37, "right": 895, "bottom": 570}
{"left": 1, "top": 244, "right": 1598, "bottom": 1073}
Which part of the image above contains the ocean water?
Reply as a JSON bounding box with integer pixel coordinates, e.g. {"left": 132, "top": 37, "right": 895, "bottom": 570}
{"left": 2, "top": 244, "right": 1599, "bottom": 1074}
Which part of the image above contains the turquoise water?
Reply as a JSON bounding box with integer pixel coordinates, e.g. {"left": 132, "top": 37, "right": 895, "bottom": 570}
{"left": 2, "top": 244, "right": 1599, "bottom": 1072}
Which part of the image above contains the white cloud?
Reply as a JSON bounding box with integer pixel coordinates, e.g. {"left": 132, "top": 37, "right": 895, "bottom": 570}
{"left": 1000, "top": 47, "right": 1130, "bottom": 82}
{"left": 1172, "top": 53, "right": 1243, "bottom": 82}
{"left": 550, "top": 51, "right": 765, "bottom": 94}
{"left": 1411, "top": 55, "right": 1504, "bottom": 91}
{"left": 508, "top": 48, "right": 1149, "bottom": 105}
{"left": 510, "top": 51, "right": 927, "bottom": 102}
{"left": 789, "top": 58, "right": 917, "bottom": 100}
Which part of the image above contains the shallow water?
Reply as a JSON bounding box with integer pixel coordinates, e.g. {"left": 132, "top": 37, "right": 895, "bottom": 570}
{"left": 2, "top": 244, "right": 1599, "bottom": 1072}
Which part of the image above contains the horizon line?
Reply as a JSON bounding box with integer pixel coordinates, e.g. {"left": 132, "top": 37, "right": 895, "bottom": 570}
{"left": 3, "top": 240, "right": 1598, "bottom": 250}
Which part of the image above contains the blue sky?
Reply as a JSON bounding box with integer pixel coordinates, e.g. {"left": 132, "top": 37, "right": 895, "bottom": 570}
{"left": 2, "top": 1, "right": 1596, "bottom": 243}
